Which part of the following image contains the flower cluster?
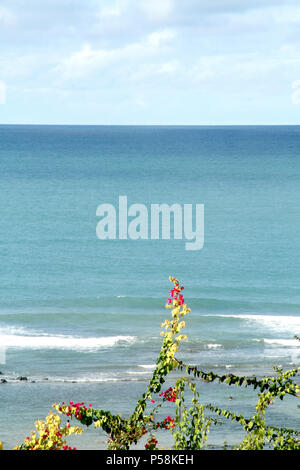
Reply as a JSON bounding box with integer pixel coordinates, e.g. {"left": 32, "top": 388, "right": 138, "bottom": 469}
{"left": 145, "top": 435, "right": 158, "bottom": 450}
{"left": 155, "top": 416, "right": 175, "bottom": 430}
{"left": 53, "top": 401, "right": 92, "bottom": 422}
{"left": 159, "top": 387, "right": 178, "bottom": 403}
{"left": 161, "top": 277, "right": 190, "bottom": 361}
{"left": 14, "top": 411, "right": 83, "bottom": 451}
{"left": 161, "top": 416, "right": 175, "bottom": 430}
{"left": 168, "top": 282, "right": 184, "bottom": 305}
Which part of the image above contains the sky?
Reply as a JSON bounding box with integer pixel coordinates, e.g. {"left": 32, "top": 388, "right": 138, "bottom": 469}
{"left": 0, "top": 0, "right": 300, "bottom": 125}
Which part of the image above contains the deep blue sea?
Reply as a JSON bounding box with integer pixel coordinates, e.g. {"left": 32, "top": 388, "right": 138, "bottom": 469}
{"left": 0, "top": 125, "right": 299, "bottom": 449}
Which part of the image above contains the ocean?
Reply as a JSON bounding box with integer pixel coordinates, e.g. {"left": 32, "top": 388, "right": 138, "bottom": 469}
{"left": 0, "top": 125, "right": 299, "bottom": 449}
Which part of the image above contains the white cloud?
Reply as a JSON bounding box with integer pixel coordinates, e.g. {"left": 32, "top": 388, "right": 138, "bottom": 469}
{"left": 54, "top": 29, "right": 176, "bottom": 80}
{"left": 291, "top": 80, "right": 300, "bottom": 104}
{"left": 0, "top": 80, "right": 6, "bottom": 104}
{"left": 139, "top": 0, "right": 174, "bottom": 21}
{"left": 128, "top": 59, "right": 180, "bottom": 84}
{"left": 98, "top": 7, "right": 121, "bottom": 18}
{"left": 190, "top": 50, "right": 300, "bottom": 81}
{"left": 272, "top": 5, "right": 300, "bottom": 24}
{"left": 1, "top": 0, "right": 300, "bottom": 123}
{"left": 134, "top": 97, "right": 147, "bottom": 108}
{"left": 157, "top": 61, "right": 179, "bottom": 74}
{"left": 55, "top": 44, "right": 111, "bottom": 79}
{"left": 145, "top": 29, "right": 175, "bottom": 47}
{"left": 97, "top": 0, "right": 125, "bottom": 19}
{"left": 0, "top": 6, "right": 16, "bottom": 26}
{"left": 0, "top": 54, "right": 38, "bottom": 79}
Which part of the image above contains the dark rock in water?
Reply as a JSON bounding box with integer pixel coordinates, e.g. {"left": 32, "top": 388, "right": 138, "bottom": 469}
{"left": 0, "top": 371, "right": 3, "bottom": 375}
{"left": 16, "top": 376, "right": 28, "bottom": 381}
{"left": 0, "top": 379, "right": 7, "bottom": 384}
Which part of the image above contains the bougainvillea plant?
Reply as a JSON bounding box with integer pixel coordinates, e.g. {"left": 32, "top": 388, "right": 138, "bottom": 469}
{"left": 7, "top": 276, "right": 300, "bottom": 450}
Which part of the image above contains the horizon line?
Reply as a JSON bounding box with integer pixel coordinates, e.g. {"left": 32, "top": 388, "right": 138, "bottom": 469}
{"left": 0, "top": 123, "right": 300, "bottom": 127}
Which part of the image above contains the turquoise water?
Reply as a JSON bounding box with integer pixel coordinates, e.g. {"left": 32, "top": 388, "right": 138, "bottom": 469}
{"left": 0, "top": 125, "right": 299, "bottom": 449}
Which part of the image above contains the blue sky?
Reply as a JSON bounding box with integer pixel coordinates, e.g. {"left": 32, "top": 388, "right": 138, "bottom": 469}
{"left": 0, "top": 0, "right": 300, "bottom": 124}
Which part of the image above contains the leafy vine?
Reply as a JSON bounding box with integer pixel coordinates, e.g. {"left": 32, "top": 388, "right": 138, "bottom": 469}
{"left": 8, "top": 276, "right": 300, "bottom": 451}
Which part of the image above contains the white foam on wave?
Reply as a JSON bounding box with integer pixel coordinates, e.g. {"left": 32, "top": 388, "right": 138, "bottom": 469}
{"left": 138, "top": 364, "right": 156, "bottom": 369}
{"left": 126, "top": 370, "right": 152, "bottom": 375}
{"left": 0, "top": 325, "right": 42, "bottom": 336}
{"left": 263, "top": 338, "right": 300, "bottom": 347}
{"left": 206, "top": 314, "right": 300, "bottom": 334}
{"left": 206, "top": 343, "right": 222, "bottom": 349}
{"left": 17, "top": 374, "right": 144, "bottom": 384}
{"left": 0, "top": 327, "right": 136, "bottom": 351}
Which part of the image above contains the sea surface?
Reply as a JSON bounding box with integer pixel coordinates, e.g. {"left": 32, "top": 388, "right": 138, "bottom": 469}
{"left": 0, "top": 125, "right": 299, "bottom": 449}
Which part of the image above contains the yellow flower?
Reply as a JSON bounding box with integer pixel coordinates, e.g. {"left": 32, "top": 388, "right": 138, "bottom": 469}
{"left": 176, "top": 334, "right": 187, "bottom": 342}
